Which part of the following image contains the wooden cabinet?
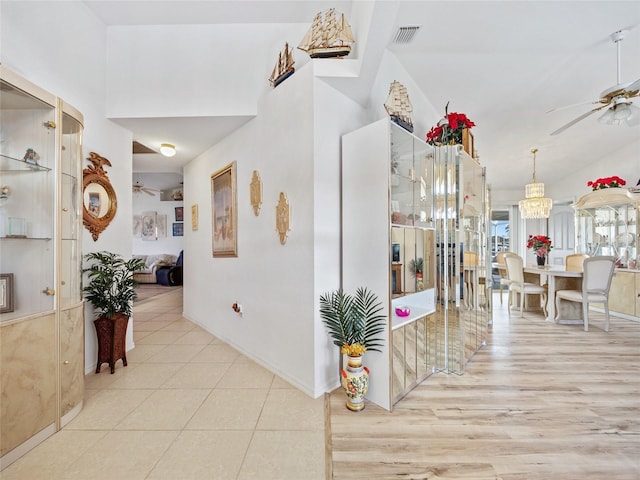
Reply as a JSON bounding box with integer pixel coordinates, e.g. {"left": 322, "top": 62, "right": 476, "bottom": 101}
{"left": 609, "top": 270, "right": 640, "bottom": 318}
{"left": 0, "top": 66, "right": 84, "bottom": 468}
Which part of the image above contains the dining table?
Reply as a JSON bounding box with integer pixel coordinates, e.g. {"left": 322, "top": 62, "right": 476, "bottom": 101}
{"left": 522, "top": 265, "right": 583, "bottom": 324}
{"left": 494, "top": 263, "right": 584, "bottom": 323}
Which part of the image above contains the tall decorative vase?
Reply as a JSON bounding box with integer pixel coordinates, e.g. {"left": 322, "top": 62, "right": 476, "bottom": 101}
{"left": 536, "top": 255, "right": 546, "bottom": 266}
{"left": 341, "top": 355, "right": 370, "bottom": 412}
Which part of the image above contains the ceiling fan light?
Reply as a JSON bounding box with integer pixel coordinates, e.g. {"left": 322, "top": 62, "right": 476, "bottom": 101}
{"left": 613, "top": 103, "right": 632, "bottom": 121}
{"left": 160, "top": 143, "right": 176, "bottom": 157}
{"left": 597, "top": 107, "right": 616, "bottom": 125}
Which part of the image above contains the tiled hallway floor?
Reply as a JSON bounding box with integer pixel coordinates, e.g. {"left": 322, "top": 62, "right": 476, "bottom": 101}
{"left": 2, "top": 288, "right": 326, "bottom": 479}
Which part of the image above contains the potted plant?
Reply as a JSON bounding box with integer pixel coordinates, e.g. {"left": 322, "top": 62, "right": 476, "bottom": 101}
{"left": 319, "top": 286, "right": 386, "bottom": 411}
{"left": 408, "top": 257, "right": 423, "bottom": 279}
{"left": 83, "top": 251, "right": 146, "bottom": 374}
{"left": 526, "top": 235, "right": 553, "bottom": 266}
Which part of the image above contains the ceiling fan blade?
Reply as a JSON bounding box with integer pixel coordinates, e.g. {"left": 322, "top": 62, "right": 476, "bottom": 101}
{"left": 142, "top": 188, "right": 156, "bottom": 196}
{"left": 546, "top": 99, "right": 604, "bottom": 114}
{"left": 624, "top": 77, "right": 640, "bottom": 93}
{"left": 550, "top": 104, "right": 610, "bottom": 136}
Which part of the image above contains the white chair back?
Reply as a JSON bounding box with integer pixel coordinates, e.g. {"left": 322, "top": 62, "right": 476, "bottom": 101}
{"left": 504, "top": 253, "right": 524, "bottom": 284}
{"left": 583, "top": 256, "right": 616, "bottom": 295}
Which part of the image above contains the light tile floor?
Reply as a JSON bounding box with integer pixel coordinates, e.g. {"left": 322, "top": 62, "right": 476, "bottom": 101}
{"left": 2, "top": 288, "right": 326, "bottom": 480}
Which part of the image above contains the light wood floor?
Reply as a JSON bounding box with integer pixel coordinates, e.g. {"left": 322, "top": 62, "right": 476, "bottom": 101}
{"left": 327, "top": 295, "right": 640, "bottom": 480}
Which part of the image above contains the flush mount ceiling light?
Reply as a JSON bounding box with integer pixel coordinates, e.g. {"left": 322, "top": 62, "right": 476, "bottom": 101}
{"left": 518, "top": 148, "right": 553, "bottom": 219}
{"left": 160, "top": 143, "right": 176, "bottom": 157}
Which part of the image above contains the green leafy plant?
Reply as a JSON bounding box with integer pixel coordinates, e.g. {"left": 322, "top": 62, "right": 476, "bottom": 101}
{"left": 319, "top": 287, "right": 386, "bottom": 356}
{"left": 83, "top": 251, "right": 146, "bottom": 319}
{"left": 408, "top": 257, "right": 423, "bottom": 277}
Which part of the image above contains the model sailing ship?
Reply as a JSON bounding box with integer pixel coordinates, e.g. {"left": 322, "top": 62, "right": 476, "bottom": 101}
{"left": 269, "top": 42, "right": 295, "bottom": 87}
{"left": 384, "top": 81, "right": 414, "bottom": 133}
{"left": 297, "top": 8, "right": 354, "bottom": 58}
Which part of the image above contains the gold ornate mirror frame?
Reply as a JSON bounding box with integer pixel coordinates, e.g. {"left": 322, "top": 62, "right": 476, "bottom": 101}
{"left": 82, "top": 152, "right": 117, "bottom": 241}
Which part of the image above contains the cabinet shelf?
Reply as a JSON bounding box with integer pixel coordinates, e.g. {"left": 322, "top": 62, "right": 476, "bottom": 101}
{"left": 0, "top": 153, "right": 51, "bottom": 172}
{"left": 1, "top": 236, "right": 52, "bottom": 240}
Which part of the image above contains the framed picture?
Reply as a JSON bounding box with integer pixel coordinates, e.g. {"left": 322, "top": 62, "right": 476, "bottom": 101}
{"left": 0, "top": 273, "right": 14, "bottom": 314}
{"left": 142, "top": 211, "right": 157, "bottom": 241}
{"left": 157, "top": 214, "right": 167, "bottom": 238}
{"left": 211, "top": 161, "right": 237, "bottom": 257}
{"left": 133, "top": 215, "right": 142, "bottom": 237}
{"left": 175, "top": 206, "right": 184, "bottom": 222}
{"left": 172, "top": 222, "right": 184, "bottom": 237}
{"left": 191, "top": 204, "right": 199, "bottom": 231}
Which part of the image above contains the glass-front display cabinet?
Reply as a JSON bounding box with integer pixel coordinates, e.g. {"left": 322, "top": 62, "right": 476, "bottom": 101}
{"left": 342, "top": 120, "right": 490, "bottom": 409}
{"left": 0, "top": 66, "right": 84, "bottom": 469}
{"left": 573, "top": 187, "right": 640, "bottom": 320}
{"left": 433, "top": 145, "right": 489, "bottom": 375}
{"left": 574, "top": 188, "right": 639, "bottom": 268}
{"left": 342, "top": 119, "right": 437, "bottom": 411}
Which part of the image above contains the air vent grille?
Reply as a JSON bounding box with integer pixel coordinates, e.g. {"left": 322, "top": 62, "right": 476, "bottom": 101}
{"left": 392, "top": 25, "right": 421, "bottom": 44}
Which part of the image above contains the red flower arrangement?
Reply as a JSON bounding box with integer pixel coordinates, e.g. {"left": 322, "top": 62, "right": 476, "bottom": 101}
{"left": 526, "top": 235, "right": 553, "bottom": 257}
{"left": 426, "top": 102, "right": 476, "bottom": 146}
{"left": 587, "top": 176, "right": 626, "bottom": 191}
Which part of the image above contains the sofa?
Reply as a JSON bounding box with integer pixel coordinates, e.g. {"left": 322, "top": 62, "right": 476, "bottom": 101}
{"left": 156, "top": 250, "right": 183, "bottom": 286}
{"left": 133, "top": 253, "right": 178, "bottom": 284}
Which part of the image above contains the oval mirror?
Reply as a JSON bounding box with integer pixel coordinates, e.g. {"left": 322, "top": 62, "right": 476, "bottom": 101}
{"left": 82, "top": 152, "right": 117, "bottom": 241}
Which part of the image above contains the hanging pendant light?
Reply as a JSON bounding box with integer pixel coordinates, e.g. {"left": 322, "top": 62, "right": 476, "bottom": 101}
{"left": 518, "top": 148, "right": 552, "bottom": 219}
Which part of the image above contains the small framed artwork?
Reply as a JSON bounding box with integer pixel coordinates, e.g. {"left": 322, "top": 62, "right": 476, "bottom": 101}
{"left": 157, "top": 214, "right": 167, "bottom": 238}
{"left": 175, "top": 206, "right": 184, "bottom": 221}
{"left": 172, "top": 222, "right": 184, "bottom": 237}
{"left": 0, "top": 273, "right": 14, "bottom": 314}
{"left": 211, "top": 161, "right": 237, "bottom": 257}
{"left": 191, "top": 204, "right": 198, "bottom": 231}
{"left": 142, "top": 211, "right": 157, "bottom": 241}
{"left": 133, "top": 215, "right": 142, "bottom": 237}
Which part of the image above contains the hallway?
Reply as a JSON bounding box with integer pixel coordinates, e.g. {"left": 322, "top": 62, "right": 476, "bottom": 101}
{"left": 2, "top": 288, "right": 325, "bottom": 479}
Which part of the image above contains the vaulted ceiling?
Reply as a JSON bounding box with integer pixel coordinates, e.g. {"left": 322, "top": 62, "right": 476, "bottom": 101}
{"left": 85, "top": 1, "right": 640, "bottom": 193}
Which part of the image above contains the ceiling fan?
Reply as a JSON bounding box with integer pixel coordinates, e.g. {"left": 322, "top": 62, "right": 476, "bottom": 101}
{"left": 550, "top": 29, "right": 640, "bottom": 136}
{"left": 133, "top": 180, "right": 162, "bottom": 196}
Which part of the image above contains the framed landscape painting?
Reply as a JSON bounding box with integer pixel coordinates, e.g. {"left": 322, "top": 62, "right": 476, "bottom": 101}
{"left": 211, "top": 161, "right": 237, "bottom": 257}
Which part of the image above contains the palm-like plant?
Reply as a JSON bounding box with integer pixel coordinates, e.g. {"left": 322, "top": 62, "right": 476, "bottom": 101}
{"left": 408, "top": 257, "right": 423, "bottom": 277}
{"left": 83, "top": 251, "right": 146, "bottom": 319}
{"left": 319, "top": 287, "right": 386, "bottom": 355}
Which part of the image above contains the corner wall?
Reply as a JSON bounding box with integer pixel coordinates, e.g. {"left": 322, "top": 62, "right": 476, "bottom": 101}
{"left": 182, "top": 62, "right": 366, "bottom": 397}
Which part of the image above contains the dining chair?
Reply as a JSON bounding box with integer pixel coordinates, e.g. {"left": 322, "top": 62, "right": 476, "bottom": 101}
{"left": 555, "top": 256, "right": 616, "bottom": 332}
{"left": 495, "top": 251, "right": 512, "bottom": 305}
{"left": 565, "top": 253, "right": 589, "bottom": 272}
{"left": 504, "top": 253, "right": 547, "bottom": 317}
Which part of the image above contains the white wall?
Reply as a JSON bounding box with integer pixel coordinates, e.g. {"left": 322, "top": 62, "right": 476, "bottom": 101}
{"left": 106, "top": 23, "right": 312, "bottom": 118}
{"left": 182, "top": 62, "right": 366, "bottom": 397}
{"left": 1, "top": 1, "right": 137, "bottom": 372}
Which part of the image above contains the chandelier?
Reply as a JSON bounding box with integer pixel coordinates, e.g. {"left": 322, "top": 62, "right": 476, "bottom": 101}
{"left": 518, "top": 148, "right": 552, "bottom": 219}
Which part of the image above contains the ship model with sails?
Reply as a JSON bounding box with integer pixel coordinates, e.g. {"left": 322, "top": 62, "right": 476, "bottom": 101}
{"left": 384, "top": 80, "right": 414, "bottom": 133}
{"left": 269, "top": 42, "right": 295, "bottom": 88}
{"left": 297, "top": 8, "right": 354, "bottom": 58}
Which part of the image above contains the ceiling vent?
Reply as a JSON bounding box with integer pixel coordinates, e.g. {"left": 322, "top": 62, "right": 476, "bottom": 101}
{"left": 392, "top": 25, "right": 421, "bottom": 44}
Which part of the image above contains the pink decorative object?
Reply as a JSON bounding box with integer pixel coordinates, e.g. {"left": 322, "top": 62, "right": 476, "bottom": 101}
{"left": 395, "top": 306, "right": 410, "bottom": 317}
